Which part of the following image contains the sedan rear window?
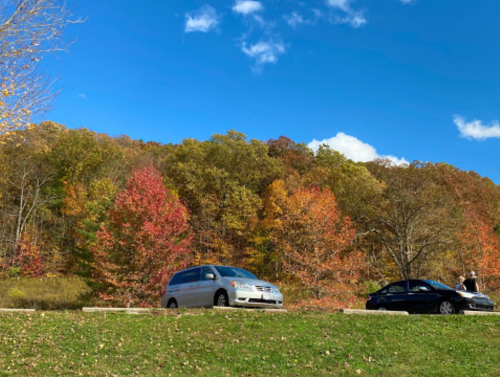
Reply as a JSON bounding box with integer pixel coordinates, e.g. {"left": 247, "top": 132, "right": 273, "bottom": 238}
{"left": 214, "top": 266, "right": 257, "bottom": 279}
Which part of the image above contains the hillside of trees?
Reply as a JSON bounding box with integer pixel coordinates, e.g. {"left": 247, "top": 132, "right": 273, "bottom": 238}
{"left": 1, "top": 122, "right": 499, "bottom": 307}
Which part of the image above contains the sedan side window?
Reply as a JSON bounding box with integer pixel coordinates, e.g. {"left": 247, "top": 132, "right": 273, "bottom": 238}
{"left": 409, "top": 280, "right": 432, "bottom": 292}
{"left": 388, "top": 282, "right": 407, "bottom": 293}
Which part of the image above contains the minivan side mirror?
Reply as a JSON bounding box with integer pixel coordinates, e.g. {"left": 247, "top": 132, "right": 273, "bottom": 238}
{"left": 205, "top": 273, "right": 215, "bottom": 280}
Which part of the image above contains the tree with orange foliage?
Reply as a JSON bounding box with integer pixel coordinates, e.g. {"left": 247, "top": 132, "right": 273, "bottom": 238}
{"left": 275, "top": 186, "right": 365, "bottom": 307}
{"left": 92, "top": 166, "right": 193, "bottom": 307}
{"left": 1, "top": 235, "right": 45, "bottom": 277}
{"left": 459, "top": 211, "right": 500, "bottom": 293}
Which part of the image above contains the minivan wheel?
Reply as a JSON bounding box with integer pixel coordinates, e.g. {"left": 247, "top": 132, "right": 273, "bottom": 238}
{"left": 167, "top": 299, "right": 178, "bottom": 309}
{"left": 215, "top": 290, "right": 229, "bottom": 307}
{"left": 439, "top": 300, "right": 455, "bottom": 315}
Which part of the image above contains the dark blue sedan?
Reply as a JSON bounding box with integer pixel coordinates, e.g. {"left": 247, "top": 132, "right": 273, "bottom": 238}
{"left": 366, "top": 279, "right": 494, "bottom": 314}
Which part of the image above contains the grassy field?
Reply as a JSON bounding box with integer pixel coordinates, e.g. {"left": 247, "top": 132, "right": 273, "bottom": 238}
{"left": 0, "top": 310, "right": 499, "bottom": 376}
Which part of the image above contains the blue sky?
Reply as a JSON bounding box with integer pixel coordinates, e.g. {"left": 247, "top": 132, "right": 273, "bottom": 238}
{"left": 44, "top": 0, "right": 500, "bottom": 182}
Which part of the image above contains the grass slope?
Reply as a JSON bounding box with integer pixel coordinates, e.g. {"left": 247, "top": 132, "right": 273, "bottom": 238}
{"left": 0, "top": 310, "right": 499, "bottom": 376}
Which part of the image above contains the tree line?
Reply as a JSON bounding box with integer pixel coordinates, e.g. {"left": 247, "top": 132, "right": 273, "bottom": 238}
{"left": 1, "top": 123, "right": 499, "bottom": 306}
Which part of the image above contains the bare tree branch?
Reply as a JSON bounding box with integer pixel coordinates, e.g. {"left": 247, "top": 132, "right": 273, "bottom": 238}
{"left": 0, "top": 0, "right": 82, "bottom": 134}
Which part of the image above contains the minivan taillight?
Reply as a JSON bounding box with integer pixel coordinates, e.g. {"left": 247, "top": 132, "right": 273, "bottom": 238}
{"left": 161, "top": 290, "right": 166, "bottom": 296}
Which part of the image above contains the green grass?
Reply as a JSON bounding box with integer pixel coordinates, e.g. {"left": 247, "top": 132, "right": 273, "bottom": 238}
{"left": 1, "top": 310, "right": 499, "bottom": 376}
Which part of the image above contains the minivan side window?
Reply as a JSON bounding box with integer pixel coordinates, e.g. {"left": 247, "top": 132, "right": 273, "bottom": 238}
{"left": 180, "top": 268, "right": 201, "bottom": 284}
{"left": 199, "top": 266, "right": 215, "bottom": 281}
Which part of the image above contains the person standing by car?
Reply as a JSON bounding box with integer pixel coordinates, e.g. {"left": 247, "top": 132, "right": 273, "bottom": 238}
{"left": 455, "top": 276, "right": 466, "bottom": 291}
{"left": 463, "top": 271, "right": 480, "bottom": 293}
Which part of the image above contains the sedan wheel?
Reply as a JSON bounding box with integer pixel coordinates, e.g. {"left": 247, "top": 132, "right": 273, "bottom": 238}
{"left": 439, "top": 300, "right": 455, "bottom": 315}
{"left": 215, "top": 291, "right": 229, "bottom": 307}
{"left": 378, "top": 306, "right": 387, "bottom": 311}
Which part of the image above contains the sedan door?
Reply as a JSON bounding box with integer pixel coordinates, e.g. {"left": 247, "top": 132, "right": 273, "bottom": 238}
{"left": 407, "top": 280, "right": 440, "bottom": 313}
{"left": 385, "top": 281, "right": 410, "bottom": 311}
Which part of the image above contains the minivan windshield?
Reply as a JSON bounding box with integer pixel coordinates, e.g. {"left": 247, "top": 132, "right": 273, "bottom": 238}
{"left": 214, "top": 266, "right": 257, "bottom": 279}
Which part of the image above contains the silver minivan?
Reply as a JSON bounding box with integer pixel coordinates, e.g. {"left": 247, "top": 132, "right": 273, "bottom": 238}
{"left": 160, "top": 265, "right": 283, "bottom": 309}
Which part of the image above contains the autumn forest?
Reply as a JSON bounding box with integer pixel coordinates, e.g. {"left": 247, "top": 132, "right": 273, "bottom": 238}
{"left": 0, "top": 122, "right": 499, "bottom": 307}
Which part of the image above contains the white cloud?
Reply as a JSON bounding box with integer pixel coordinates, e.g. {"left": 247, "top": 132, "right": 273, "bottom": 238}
{"left": 308, "top": 132, "right": 408, "bottom": 165}
{"left": 284, "top": 12, "right": 310, "bottom": 28}
{"left": 241, "top": 40, "right": 286, "bottom": 72}
{"left": 78, "top": 93, "right": 87, "bottom": 100}
{"left": 338, "top": 14, "right": 366, "bottom": 28}
{"left": 327, "top": 0, "right": 352, "bottom": 12}
{"left": 454, "top": 115, "right": 500, "bottom": 141}
{"left": 326, "top": 0, "right": 367, "bottom": 28}
{"left": 232, "top": 1, "right": 263, "bottom": 15}
{"left": 185, "top": 5, "right": 219, "bottom": 33}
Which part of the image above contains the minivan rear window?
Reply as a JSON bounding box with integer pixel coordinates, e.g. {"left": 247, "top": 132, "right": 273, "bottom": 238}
{"left": 169, "top": 273, "right": 183, "bottom": 286}
{"left": 169, "top": 268, "right": 201, "bottom": 285}
{"left": 214, "top": 266, "right": 257, "bottom": 279}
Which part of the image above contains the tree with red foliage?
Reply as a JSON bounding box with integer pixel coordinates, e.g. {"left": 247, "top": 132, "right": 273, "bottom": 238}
{"left": 276, "top": 186, "right": 365, "bottom": 307}
{"left": 92, "top": 166, "right": 192, "bottom": 307}
{"left": 1, "top": 236, "right": 45, "bottom": 277}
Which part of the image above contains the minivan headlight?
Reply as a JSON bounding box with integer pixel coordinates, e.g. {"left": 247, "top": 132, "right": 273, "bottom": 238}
{"left": 231, "top": 281, "right": 252, "bottom": 290}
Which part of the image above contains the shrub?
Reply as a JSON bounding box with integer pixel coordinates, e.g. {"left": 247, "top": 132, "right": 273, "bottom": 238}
{"left": 0, "top": 276, "right": 92, "bottom": 310}
{"left": 359, "top": 280, "right": 382, "bottom": 296}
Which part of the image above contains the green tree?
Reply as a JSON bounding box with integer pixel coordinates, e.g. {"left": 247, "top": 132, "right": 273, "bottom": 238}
{"left": 166, "top": 131, "right": 283, "bottom": 265}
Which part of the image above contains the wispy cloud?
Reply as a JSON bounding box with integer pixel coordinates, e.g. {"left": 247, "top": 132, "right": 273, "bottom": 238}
{"left": 232, "top": 1, "right": 263, "bottom": 15}
{"left": 241, "top": 40, "right": 285, "bottom": 73}
{"left": 308, "top": 132, "right": 408, "bottom": 165}
{"left": 337, "top": 14, "right": 366, "bottom": 28}
{"left": 284, "top": 12, "right": 311, "bottom": 28}
{"left": 181, "top": 0, "right": 415, "bottom": 73}
{"left": 454, "top": 115, "right": 500, "bottom": 140}
{"left": 327, "top": 0, "right": 352, "bottom": 12}
{"left": 326, "top": 0, "right": 367, "bottom": 28}
{"left": 311, "top": 9, "right": 323, "bottom": 19}
{"left": 185, "top": 5, "right": 219, "bottom": 33}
